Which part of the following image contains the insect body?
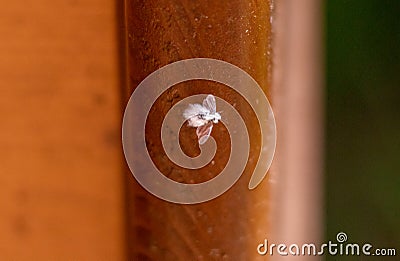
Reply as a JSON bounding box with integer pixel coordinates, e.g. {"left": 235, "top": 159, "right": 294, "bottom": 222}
{"left": 183, "top": 95, "right": 221, "bottom": 145}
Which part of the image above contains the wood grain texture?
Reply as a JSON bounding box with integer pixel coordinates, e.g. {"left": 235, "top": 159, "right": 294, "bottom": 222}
{"left": 124, "top": 0, "right": 273, "bottom": 260}
{"left": 0, "top": 0, "right": 125, "bottom": 259}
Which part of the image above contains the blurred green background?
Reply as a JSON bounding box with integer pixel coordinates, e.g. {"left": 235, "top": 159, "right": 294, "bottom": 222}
{"left": 326, "top": 0, "right": 400, "bottom": 258}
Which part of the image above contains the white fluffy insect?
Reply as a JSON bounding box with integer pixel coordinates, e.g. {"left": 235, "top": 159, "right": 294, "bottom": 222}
{"left": 183, "top": 94, "right": 221, "bottom": 145}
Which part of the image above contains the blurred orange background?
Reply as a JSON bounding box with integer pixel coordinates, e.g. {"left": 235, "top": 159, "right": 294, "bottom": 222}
{"left": 0, "top": 0, "right": 126, "bottom": 259}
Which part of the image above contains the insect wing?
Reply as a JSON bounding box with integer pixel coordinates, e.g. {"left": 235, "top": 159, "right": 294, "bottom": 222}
{"left": 196, "top": 122, "right": 213, "bottom": 145}
{"left": 183, "top": 103, "right": 210, "bottom": 119}
{"left": 202, "top": 95, "right": 216, "bottom": 113}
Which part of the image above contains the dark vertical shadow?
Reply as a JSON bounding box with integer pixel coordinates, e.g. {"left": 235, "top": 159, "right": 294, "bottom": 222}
{"left": 114, "top": 0, "right": 130, "bottom": 259}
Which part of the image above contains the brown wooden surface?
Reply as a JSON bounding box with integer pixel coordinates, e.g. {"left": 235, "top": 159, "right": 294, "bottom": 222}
{"left": 0, "top": 0, "right": 323, "bottom": 259}
{"left": 0, "top": 0, "right": 125, "bottom": 259}
{"left": 124, "top": 0, "right": 272, "bottom": 260}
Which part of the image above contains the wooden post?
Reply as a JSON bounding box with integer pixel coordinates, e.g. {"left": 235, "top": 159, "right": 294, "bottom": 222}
{"left": 123, "top": 0, "right": 273, "bottom": 259}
